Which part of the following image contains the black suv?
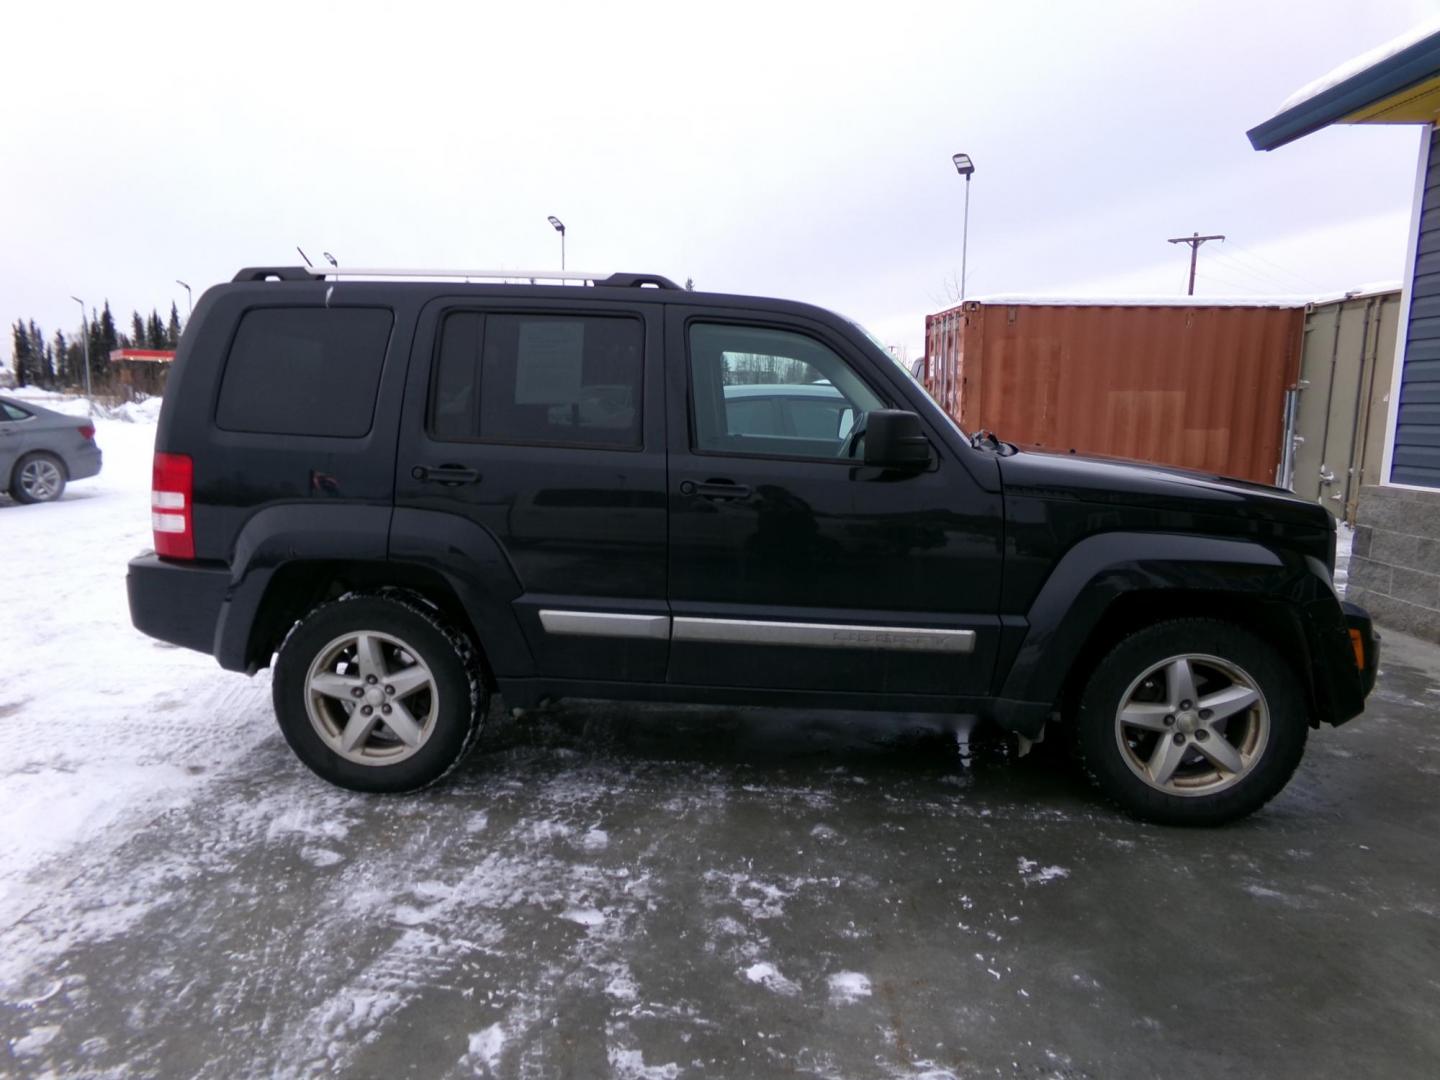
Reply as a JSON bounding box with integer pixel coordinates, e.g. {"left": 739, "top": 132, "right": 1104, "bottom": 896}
{"left": 127, "top": 267, "right": 1378, "bottom": 825}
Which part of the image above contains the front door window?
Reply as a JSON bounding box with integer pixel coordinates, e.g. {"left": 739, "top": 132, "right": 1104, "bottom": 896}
{"left": 687, "top": 323, "right": 883, "bottom": 459}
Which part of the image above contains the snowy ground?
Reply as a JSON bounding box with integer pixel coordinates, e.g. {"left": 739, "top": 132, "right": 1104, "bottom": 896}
{"left": 4, "top": 396, "right": 1433, "bottom": 1079}
{"left": 0, "top": 394, "right": 271, "bottom": 935}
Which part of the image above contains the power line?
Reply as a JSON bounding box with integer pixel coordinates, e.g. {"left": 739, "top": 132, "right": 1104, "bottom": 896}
{"left": 1205, "top": 249, "right": 1303, "bottom": 295}
{"left": 1225, "top": 239, "right": 1327, "bottom": 292}
{"left": 1193, "top": 270, "right": 1270, "bottom": 295}
{"left": 1167, "top": 232, "right": 1226, "bottom": 295}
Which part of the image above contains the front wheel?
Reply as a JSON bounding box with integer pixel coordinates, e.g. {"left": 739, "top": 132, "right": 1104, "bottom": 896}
{"left": 1074, "top": 618, "right": 1308, "bottom": 826}
{"left": 273, "top": 592, "right": 487, "bottom": 792}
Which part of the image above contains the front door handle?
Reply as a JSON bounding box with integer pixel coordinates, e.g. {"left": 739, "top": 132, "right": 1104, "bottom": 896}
{"left": 680, "top": 479, "right": 751, "bottom": 500}
{"left": 412, "top": 464, "right": 481, "bottom": 486}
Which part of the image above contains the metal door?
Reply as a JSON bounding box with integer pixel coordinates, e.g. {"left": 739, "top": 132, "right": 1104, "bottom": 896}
{"left": 663, "top": 307, "right": 1005, "bottom": 696}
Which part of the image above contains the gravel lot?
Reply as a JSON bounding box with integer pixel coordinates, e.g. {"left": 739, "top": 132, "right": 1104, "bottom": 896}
{"left": 2, "top": 401, "right": 1437, "bottom": 1079}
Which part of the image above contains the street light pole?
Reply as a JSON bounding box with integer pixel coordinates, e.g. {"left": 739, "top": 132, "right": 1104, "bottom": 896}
{"left": 548, "top": 216, "right": 566, "bottom": 270}
{"left": 69, "top": 295, "right": 93, "bottom": 416}
{"left": 176, "top": 280, "right": 192, "bottom": 317}
{"left": 961, "top": 173, "right": 972, "bottom": 302}
{"left": 951, "top": 154, "right": 976, "bottom": 302}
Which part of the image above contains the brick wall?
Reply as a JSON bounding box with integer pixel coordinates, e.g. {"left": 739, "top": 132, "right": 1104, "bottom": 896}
{"left": 1348, "top": 486, "right": 1440, "bottom": 643}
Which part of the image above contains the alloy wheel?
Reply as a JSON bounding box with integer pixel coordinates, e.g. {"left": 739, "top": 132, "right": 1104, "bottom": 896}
{"left": 304, "top": 630, "right": 440, "bottom": 765}
{"left": 20, "top": 458, "right": 63, "bottom": 501}
{"left": 1114, "top": 653, "right": 1270, "bottom": 797}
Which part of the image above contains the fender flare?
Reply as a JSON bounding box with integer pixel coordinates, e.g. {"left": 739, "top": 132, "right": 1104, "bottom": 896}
{"left": 214, "top": 504, "right": 390, "bottom": 669}
{"left": 993, "top": 532, "right": 1330, "bottom": 737}
{"left": 212, "top": 504, "right": 532, "bottom": 677}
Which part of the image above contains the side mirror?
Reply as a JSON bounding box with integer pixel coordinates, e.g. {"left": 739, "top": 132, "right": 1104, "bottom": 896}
{"left": 863, "top": 409, "right": 931, "bottom": 469}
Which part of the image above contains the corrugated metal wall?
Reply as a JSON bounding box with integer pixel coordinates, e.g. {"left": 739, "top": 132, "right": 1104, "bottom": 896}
{"left": 924, "top": 302, "right": 1305, "bottom": 484}
{"left": 1393, "top": 132, "right": 1440, "bottom": 487}
{"left": 1291, "top": 290, "right": 1399, "bottom": 520}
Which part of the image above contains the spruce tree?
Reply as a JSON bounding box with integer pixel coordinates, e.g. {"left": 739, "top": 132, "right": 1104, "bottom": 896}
{"left": 87, "top": 308, "right": 104, "bottom": 382}
{"left": 29, "top": 322, "right": 53, "bottom": 387}
{"left": 147, "top": 310, "right": 165, "bottom": 349}
{"left": 93, "top": 302, "right": 117, "bottom": 385}
{"left": 131, "top": 311, "right": 145, "bottom": 349}
{"left": 53, "top": 330, "right": 69, "bottom": 385}
{"left": 11, "top": 321, "right": 32, "bottom": 386}
{"left": 167, "top": 302, "right": 181, "bottom": 348}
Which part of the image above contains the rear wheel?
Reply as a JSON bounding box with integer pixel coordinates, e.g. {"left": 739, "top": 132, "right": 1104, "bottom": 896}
{"left": 1075, "top": 618, "right": 1307, "bottom": 826}
{"left": 273, "top": 592, "right": 487, "bottom": 792}
{"left": 11, "top": 453, "right": 66, "bottom": 504}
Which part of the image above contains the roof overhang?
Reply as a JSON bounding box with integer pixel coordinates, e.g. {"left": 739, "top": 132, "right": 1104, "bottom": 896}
{"left": 1248, "top": 27, "right": 1440, "bottom": 150}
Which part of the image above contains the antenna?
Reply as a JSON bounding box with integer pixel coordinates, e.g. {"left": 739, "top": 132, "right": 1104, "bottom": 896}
{"left": 296, "top": 246, "right": 314, "bottom": 267}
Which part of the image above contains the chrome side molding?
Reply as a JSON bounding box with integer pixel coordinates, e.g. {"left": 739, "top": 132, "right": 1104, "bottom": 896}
{"left": 672, "top": 617, "right": 975, "bottom": 653}
{"left": 538, "top": 610, "right": 670, "bottom": 640}
{"left": 538, "top": 609, "right": 976, "bottom": 654}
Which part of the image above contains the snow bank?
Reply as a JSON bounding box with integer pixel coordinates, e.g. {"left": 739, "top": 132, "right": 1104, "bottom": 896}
{"left": 4, "top": 387, "right": 163, "bottom": 423}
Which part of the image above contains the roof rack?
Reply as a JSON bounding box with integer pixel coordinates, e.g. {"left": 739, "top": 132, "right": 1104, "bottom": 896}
{"left": 231, "top": 267, "right": 682, "bottom": 290}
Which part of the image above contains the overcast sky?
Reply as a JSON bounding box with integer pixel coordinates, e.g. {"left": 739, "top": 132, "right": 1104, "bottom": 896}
{"left": 2, "top": 0, "right": 1437, "bottom": 363}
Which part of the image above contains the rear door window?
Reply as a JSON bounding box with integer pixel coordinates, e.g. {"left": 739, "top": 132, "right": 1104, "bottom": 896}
{"left": 216, "top": 307, "right": 393, "bottom": 437}
{"left": 429, "top": 312, "right": 643, "bottom": 448}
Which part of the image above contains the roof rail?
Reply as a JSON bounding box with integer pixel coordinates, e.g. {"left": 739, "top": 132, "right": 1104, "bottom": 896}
{"left": 232, "top": 267, "right": 682, "bottom": 289}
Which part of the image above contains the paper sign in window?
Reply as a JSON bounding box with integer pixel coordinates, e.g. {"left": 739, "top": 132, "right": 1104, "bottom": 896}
{"left": 515, "top": 321, "right": 584, "bottom": 405}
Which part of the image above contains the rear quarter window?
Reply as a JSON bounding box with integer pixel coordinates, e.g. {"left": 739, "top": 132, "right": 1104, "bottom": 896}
{"left": 216, "top": 307, "right": 393, "bottom": 437}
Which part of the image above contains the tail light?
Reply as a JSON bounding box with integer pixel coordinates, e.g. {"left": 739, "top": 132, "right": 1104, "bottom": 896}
{"left": 78, "top": 425, "right": 96, "bottom": 441}
{"left": 152, "top": 452, "right": 194, "bottom": 560}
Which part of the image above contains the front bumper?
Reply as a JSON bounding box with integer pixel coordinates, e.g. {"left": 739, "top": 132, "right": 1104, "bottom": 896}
{"left": 1342, "top": 600, "right": 1380, "bottom": 699}
{"left": 1307, "top": 598, "right": 1379, "bottom": 726}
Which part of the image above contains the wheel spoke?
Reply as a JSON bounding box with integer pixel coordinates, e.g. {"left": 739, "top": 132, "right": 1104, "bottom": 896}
{"left": 354, "top": 634, "right": 388, "bottom": 681}
{"left": 311, "top": 672, "right": 362, "bottom": 701}
{"left": 1165, "top": 658, "right": 1198, "bottom": 709}
{"left": 1119, "top": 702, "right": 1173, "bottom": 732}
{"left": 383, "top": 701, "right": 424, "bottom": 747}
{"left": 386, "top": 663, "right": 432, "bottom": 699}
{"left": 339, "top": 707, "right": 380, "bottom": 753}
{"left": 1198, "top": 684, "right": 1259, "bottom": 723}
{"left": 1195, "top": 732, "right": 1245, "bottom": 775}
{"left": 1147, "top": 734, "right": 1188, "bottom": 786}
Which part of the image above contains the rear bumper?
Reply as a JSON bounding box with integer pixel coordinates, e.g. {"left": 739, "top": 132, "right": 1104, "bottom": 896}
{"left": 127, "top": 551, "right": 229, "bottom": 657}
{"left": 68, "top": 445, "right": 102, "bottom": 481}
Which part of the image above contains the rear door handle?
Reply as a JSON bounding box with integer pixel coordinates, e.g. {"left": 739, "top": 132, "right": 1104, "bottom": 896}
{"left": 412, "top": 464, "right": 481, "bottom": 486}
{"left": 680, "top": 479, "right": 751, "bottom": 500}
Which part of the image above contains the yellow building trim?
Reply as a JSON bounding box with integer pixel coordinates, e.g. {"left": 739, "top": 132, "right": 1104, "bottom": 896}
{"left": 1341, "top": 73, "right": 1440, "bottom": 122}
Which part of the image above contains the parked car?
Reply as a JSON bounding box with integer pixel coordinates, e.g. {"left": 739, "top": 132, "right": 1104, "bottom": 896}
{"left": 0, "top": 394, "right": 103, "bottom": 503}
{"left": 722, "top": 382, "right": 859, "bottom": 443}
{"left": 126, "top": 267, "right": 1378, "bottom": 825}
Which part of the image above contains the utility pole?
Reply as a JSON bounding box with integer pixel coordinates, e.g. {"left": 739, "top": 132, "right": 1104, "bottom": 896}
{"left": 1167, "top": 231, "right": 1225, "bottom": 295}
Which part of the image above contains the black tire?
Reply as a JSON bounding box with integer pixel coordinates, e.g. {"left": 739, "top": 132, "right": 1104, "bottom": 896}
{"left": 11, "top": 452, "right": 67, "bottom": 504}
{"left": 273, "top": 591, "right": 487, "bottom": 793}
{"left": 1074, "top": 618, "right": 1308, "bottom": 827}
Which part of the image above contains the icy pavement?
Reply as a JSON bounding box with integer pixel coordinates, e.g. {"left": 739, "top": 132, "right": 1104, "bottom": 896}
{"left": 1, "top": 403, "right": 1434, "bottom": 1078}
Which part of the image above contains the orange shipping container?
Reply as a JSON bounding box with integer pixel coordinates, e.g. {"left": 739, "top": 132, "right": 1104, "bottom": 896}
{"left": 922, "top": 300, "right": 1306, "bottom": 484}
